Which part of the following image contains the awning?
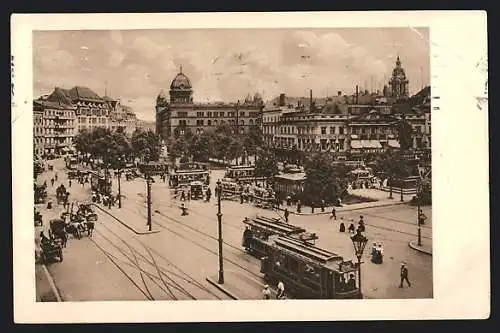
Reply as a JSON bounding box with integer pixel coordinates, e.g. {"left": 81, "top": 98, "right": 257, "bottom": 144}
{"left": 388, "top": 140, "right": 400, "bottom": 148}
{"left": 350, "top": 140, "right": 363, "bottom": 149}
{"left": 364, "top": 140, "right": 382, "bottom": 149}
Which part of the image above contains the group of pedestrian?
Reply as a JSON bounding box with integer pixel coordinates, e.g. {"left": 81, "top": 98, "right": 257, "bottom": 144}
{"left": 262, "top": 281, "right": 286, "bottom": 300}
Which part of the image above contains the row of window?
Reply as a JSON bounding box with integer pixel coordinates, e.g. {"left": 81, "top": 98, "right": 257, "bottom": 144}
{"left": 181, "top": 111, "right": 259, "bottom": 118}
{"left": 272, "top": 138, "right": 347, "bottom": 151}
{"left": 176, "top": 119, "right": 255, "bottom": 126}
{"left": 34, "top": 128, "right": 75, "bottom": 135}
{"left": 34, "top": 137, "right": 72, "bottom": 145}
{"left": 78, "top": 117, "right": 107, "bottom": 124}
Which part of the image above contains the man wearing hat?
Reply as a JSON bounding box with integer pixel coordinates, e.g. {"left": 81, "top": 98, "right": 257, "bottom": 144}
{"left": 399, "top": 263, "right": 411, "bottom": 288}
{"left": 262, "top": 284, "right": 271, "bottom": 299}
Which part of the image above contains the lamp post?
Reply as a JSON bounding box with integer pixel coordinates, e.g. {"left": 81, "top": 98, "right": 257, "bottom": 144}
{"left": 146, "top": 165, "right": 152, "bottom": 232}
{"left": 117, "top": 163, "right": 122, "bottom": 209}
{"left": 216, "top": 179, "right": 224, "bottom": 284}
{"left": 350, "top": 230, "right": 368, "bottom": 299}
{"left": 417, "top": 179, "right": 422, "bottom": 247}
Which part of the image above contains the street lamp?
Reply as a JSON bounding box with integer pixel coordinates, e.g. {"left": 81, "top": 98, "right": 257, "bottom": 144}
{"left": 216, "top": 179, "right": 224, "bottom": 284}
{"left": 117, "top": 157, "right": 122, "bottom": 209}
{"left": 417, "top": 179, "right": 423, "bottom": 246}
{"left": 146, "top": 165, "right": 152, "bottom": 232}
{"left": 350, "top": 230, "right": 368, "bottom": 299}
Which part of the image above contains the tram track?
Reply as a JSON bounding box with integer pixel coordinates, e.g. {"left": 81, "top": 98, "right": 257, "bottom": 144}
{"left": 91, "top": 204, "right": 226, "bottom": 300}
{"left": 126, "top": 204, "right": 263, "bottom": 279}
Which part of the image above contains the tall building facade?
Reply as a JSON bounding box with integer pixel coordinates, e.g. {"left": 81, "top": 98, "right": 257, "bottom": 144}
{"left": 34, "top": 86, "right": 139, "bottom": 156}
{"left": 156, "top": 68, "right": 263, "bottom": 140}
{"left": 33, "top": 99, "right": 76, "bottom": 157}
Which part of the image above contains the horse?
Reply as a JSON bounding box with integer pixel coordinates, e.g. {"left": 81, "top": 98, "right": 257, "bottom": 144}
{"left": 49, "top": 219, "right": 68, "bottom": 248}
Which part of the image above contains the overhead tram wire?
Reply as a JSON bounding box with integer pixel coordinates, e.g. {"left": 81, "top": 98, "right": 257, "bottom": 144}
{"left": 91, "top": 205, "right": 224, "bottom": 299}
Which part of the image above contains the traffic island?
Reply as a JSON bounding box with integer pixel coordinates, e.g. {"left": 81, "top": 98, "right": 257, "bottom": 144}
{"left": 206, "top": 270, "right": 273, "bottom": 300}
{"left": 91, "top": 204, "right": 161, "bottom": 235}
{"left": 409, "top": 240, "right": 432, "bottom": 255}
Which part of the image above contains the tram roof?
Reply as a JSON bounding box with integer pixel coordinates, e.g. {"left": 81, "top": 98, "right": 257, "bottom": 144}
{"left": 171, "top": 169, "right": 209, "bottom": 174}
{"left": 244, "top": 216, "right": 305, "bottom": 235}
{"left": 227, "top": 165, "right": 255, "bottom": 170}
{"left": 273, "top": 236, "right": 344, "bottom": 265}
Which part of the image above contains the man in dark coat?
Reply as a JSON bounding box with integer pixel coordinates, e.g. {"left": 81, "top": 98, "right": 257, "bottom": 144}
{"left": 399, "top": 263, "right": 411, "bottom": 288}
{"left": 284, "top": 208, "right": 289, "bottom": 223}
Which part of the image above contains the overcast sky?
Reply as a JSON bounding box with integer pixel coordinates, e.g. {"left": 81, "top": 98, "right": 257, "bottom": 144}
{"left": 33, "top": 28, "right": 429, "bottom": 122}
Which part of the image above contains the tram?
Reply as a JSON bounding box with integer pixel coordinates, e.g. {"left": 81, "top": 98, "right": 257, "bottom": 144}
{"left": 168, "top": 169, "right": 210, "bottom": 189}
{"left": 89, "top": 170, "right": 112, "bottom": 195}
{"left": 224, "top": 165, "right": 265, "bottom": 183}
{"left": 242, "top": 216, "right": 317, "bottom": 258}
{"left": 137, "top": 162, "right": 169, "bottom": 176}
{"left": 259, "top": 236, "right": 361, "bottom": 299}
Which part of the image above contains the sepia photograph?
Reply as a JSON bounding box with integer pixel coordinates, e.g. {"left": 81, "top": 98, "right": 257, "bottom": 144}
{"left": 12, "top": 12, "right": 489, "bottom": 322}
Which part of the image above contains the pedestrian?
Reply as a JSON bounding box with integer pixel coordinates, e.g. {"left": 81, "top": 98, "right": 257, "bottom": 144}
{"left": 339, "top": 222, "right": 346, "bottom": 232}
{"left": 347, "top": 274, "right": 356, "bottom": 291}
{"left": 180, "top": 191, "right": 185, "bottom": 201}
{"left": 262, "top": 285, "right": 271, "bottom": 300}
{"left": 330, "top": 206, "right": 337, "bottom": 220}
{"left": 108, "top": 195, "right": 112, "bottom": 209}
{"left": 284, "top": 208, "right": 289, "bottom": 223}
{"left": 348, "top": 221, "right": 355, "bottom": 234}
{"left": 358, "top": 215, "right": 365, "bottom": 232}
{"left": 371, "top": 242, "right": 378, "bottom": 256}
{"left": 277, "top": 281, "right": 285, "bottom": 299}
{"left": 321, "top": 199, "right": 325, "bottom": 212}
{"left": 55, "top": 173, "right": 58, "bottom": 181}
{"left": 240, "top": 192, "right": 244, "bottom": 204}
{"left": 50, "top": 178, "right": 54, "bottom": 186}
{"left": 418, "top": 209, "right": 427, "bottom": 225}
{"left": 297, "top": 200, "right": 302, "bottom": 213}
{"left": 399, "top": 263, "right": 411, "bottom": 288}
{"left": 69, "top": 179, "right": 72, "bottom": 187}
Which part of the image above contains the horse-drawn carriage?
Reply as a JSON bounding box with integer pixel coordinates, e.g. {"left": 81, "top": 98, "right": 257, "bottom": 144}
{"left": 34, "top": 183, "right": 47, "bottom": 204}
{"left": 40, "top": 240, "right": 63, "bottom": 263}
{"left": 54, "top": 207, "right": 95, "bottom": 241}
{"left": 56, "top": 184, "right": 69, "bottom": 205}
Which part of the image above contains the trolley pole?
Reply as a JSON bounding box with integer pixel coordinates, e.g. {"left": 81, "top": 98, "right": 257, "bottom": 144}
{"left": 216, "top": 179, "right": 224, "bottom": 284}
{"left": 146, "top": 171, "right": 152, "bottom": 231}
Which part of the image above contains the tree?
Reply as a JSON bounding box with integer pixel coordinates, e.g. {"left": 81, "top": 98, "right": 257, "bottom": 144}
{"left": 131, "top": 129, "right": 161, "bottom": 162}
{"left": 254, "top": 148, "right": 279, "bottom": 182}
{"left": 227, "top": 138, "right": 244, "bottom": 164}
{"left": 244, "top": 125, "right": 264, "bottom": 155}
{"left": 302, "top": 153, "right": 347, "bottom": 206}
{"left": 395, "top": 117, "right": 414, "bottom": 151}
{"left": 189, "top": 132, "right": 213, "bottom": 162}
{"left": 374, "top": 149, "right": 411, "bottom": 198}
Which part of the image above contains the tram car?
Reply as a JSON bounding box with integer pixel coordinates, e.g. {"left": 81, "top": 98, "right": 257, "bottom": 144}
{"left": 90, "top": 171, "right": 112, "bottom": 195}
{"left": 189, "top": 181, "right": 206, "bottom": 200}
{"left": 224, "top": 165, "right": 266, "bottom": 183}
{"left": 242, "top": 216, "right": 318, "bottom": 258}
{"left": 260, "top": 236, "right": 361, "bottom": 299}
{"left": 138, "top": 162, "right": 169, "bottom": 176}
{"left": 168, "top": 169, "right": 210, "bottom": 189}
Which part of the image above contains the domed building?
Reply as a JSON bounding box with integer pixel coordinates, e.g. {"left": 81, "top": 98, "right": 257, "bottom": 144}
{"left": 155, "top": 66, "right": 263, "bottom": 140}
{"left": 388, "top": 56, "right": 409, "bottom": 99}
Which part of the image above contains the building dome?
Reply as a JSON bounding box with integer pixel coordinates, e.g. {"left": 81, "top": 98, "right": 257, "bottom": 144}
{"left": 170, "top": 72, "right": 192, "bottom": 90}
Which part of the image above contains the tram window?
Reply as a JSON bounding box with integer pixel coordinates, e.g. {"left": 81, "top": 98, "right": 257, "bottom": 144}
{"left": 303, "top": 264, "right": 320, "bottom": 282}
{"left": 288, "top": 258, "right": 299, "bottom": 274}
{"left": 275, "top": 253, "right": 286, "bottom": 269}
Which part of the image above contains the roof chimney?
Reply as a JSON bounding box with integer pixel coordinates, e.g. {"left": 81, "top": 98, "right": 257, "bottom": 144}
{"left": 337, "top": 91, "right": 342, "bottom": 96}
{"left": 279, "top": 93, "right": 286, "bottom": 107}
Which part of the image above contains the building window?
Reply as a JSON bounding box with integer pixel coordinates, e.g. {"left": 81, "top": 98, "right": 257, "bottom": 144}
{"left": 177, "top": 111, "right": 188, "bottom": 117}
{"left": 321, "top": 127, "right": 327, "bottom": 135}
{"left": 197, "top": 112, "right": 204, "bottom": 117}
{"left": 207, "top": 120, "right": 212, "bottom": 126}
{"left": 241, "top": 120, "right": 245, "bottom": 125}
{"left": 220, "top": 112, "right": 225, "bottom": 117}
{"left": 240, "top": 111, "right": 245, "bottom": 117}
{"left": 249, "top": 119, "right": 254, "bottom": 125}
{"left": 330, "top": 127, "right": 335, "bottom": 134}
{"left": 196, "top": 120, "right": 204, "bottom": 126}
{"left": 339, "top": 126, "right": 344, "bottom": 134}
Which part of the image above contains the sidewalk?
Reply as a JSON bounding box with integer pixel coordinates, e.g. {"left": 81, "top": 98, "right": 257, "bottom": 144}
{"left": 91, "top": 202, "right": 160, "bottom": 235}
{"left": 409, "top": 240, "right": 432, "bottom": 255}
